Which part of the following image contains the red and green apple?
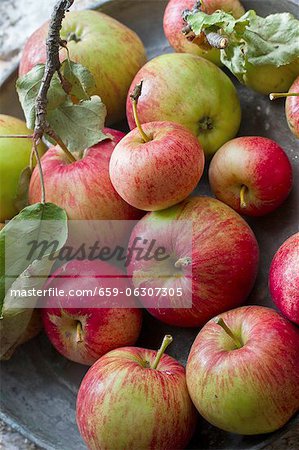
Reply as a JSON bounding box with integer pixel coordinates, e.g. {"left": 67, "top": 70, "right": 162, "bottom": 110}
{"left": 209, "top": 136, "right": 293, "bottom": 216}
{"left": 76, "top": 335, "right": 197, "bottom": 449}
{"left": 269, "top": 232, "right": 299, "bottom": 325}
{"left": 186, "top": 305, "right": 299, "bottom": 434}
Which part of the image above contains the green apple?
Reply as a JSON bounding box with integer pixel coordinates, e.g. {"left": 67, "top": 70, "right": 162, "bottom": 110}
{"left": 19, "top": 10, "right": 147, "bottom": 125}
{"left": 243, "top": 59, "right": 299, "bottom": 95}
{"left": 0, "top": 114, "right": 46, "bottom": 222}
{"left": 126, "top": 53, "right": 241, "bottom": 157}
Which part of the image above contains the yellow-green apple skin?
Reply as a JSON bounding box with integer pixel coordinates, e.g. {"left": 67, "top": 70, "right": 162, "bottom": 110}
{"left": 186, "top": 306, "right": 299, "bottom": 434}
{"left": 163, "top": 0, "right": 245, "bottom": 66}
{"left": 243, "top": 59, "right": 299, "bottom": 95}
{"left": 126, "top": 53, "right": 241, "bottom": 157}
{"left": 19, "top": 11, "right": 147, "bottom": 125}
{"left": 0, "top": 114, "right": 46, "bottom": 222}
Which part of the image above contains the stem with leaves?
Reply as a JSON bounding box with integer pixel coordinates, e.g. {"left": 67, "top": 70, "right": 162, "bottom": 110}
{"left": 33, "top": 0, "right": 76, "bottom": 167}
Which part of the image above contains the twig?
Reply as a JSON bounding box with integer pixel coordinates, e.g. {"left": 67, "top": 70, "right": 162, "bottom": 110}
{"left": 33, "top": 0, "right": 76, "bottom": 165}
{"left": 32, "top": 139, "right": 46, "bottom": 204}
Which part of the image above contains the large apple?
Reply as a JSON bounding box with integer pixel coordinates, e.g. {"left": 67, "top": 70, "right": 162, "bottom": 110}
{"left": 76, "top": 335, "right": 197, "bottom": 449}
{"left": 209, "top": 136, "right": 293, "bottom": 216}
{"left": 29, "top": 128, "right": 142, "bottom": 246}
{"left": 269, "top": 233, "right": 299, "bottom": 325}
{"left": 41, "top": 260, "right": 142, "bottom": 366}
{"left": 163, "top": 0, "right": 245, "bottom": 66}
{"left": 109, "top": 118, "right": 205, "bottom": 211}
{"left": 19, "top": 10, "right": 147, "bottom": 125}
{"left": 126, "top": 53, "right": 241, "bottom": 157}
{"left": 127, "top": 196, "right": 259, "bottom": 327}
{"left": 0, "top": 114, "right": 46, "bottom": 222}
{"left": 186, "top": 306, "right": 299, "bottom": 434}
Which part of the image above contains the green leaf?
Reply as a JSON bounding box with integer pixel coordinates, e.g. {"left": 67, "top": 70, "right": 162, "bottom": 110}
{"left": 47, "top": 95, "right": 108, "bottom": 153}
{"left": 0, "top": 258, "right": 53, "bottom": 359}
{"left": 185, "top": 9, "right": 251, "bottom": 36}
{"left": 0, "top": 202, "right": 68, "bottom": 359}
{"left": 185, "top": 9, "right": 299, "bottom": 76}
{"left": 0, "top": 202, "right": 68, "bottom": 310}
{"left": 16, "top": 64, "right": 67, "bottom": 129}
{"left": 60, "top": 60, "right": 96, "bottom": 101}
{"left": 245, "top": 13, "right": 299, "bottom": 67}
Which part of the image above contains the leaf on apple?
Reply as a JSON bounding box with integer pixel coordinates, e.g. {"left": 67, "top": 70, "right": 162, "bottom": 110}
{"left": 46, "top": 96, "right": 108, "bottom": 153}
{"left": 184, "top": 9, "right": 299, "bottom": 77}
{"left": 16, "top": 62, "right": 109, "bottom": 153}
{"left": 16, "top": 64, "right": 67, "bottom": 130}
{"left": 60, "top": 60, "right": 96, "bottom": 101}
{"left": 0, "top": 202, "right": 68, "bottom": 359}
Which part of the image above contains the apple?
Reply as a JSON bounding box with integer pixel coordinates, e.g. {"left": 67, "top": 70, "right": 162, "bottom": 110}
{"left": 126, "top": 53, "right": 241, "bottom": 157}
{"left": 127, "top": 196, "right": 259, "bottom": 327}
{"left": 0, "top": 114, "right": 46, "bottom": 222}
{"left": 269, "top": 233, "right": 299, "bottom": 325}
{"left": 29, "top": 128, "right": 142, "bottom": 246}
{"left": 270, "top": 76, "right": 299, "bottom": 138}
{"left": 186, "top": 305, "right": 299, "bottom": 434}
{"left": 163, "top": 0, "right": 245, "bottom": 66}
{"left": 19, "top": 10, "right": 147, "bottom": 125}
{"left": 286, "top": 76, "right": 299, "bottom": 138}
{"left": 110, "top": 85, "right": 204, "bottom": 210}
{"left": 76, "top": 335, "right": 197, "bottom": 449}
{"left": 209, "top": 136, "right": 293, "bottom": 216}
{"left": 243, "top": 59, "right": 299, "bottom": 96}
{"left": 41, "top": 260, "right": 143, "bottom": 366}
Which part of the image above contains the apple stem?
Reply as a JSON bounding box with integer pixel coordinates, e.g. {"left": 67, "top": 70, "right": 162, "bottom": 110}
{"left": 130, "top": 81, "right": 151, "bottom": 143}
{"left": 76, "top": 321, "right": 83, "bottom": 343}
{"left": 205, "top": 32, "right": 228, "bottom": 49}
{"left": 174, "top": 257, "right": 192, "bottom": 269}
{"left": 47, "top": 129, "right": 77, "bottom": 163}
{"left": 151, "top": 335, "right": 173, "bottom": 370}
{"left": 240, "top": 185, "right": 248, "bottom": 209}
{"left": 215, "top": 318, "right": 242, "bottom": 349}
{"left": 270, "top": 92, "right": 299, "bottom": 100}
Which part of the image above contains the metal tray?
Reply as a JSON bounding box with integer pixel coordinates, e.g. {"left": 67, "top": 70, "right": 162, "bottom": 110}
{"left": 0, "top": 1, "right": 298, "bottom": 449}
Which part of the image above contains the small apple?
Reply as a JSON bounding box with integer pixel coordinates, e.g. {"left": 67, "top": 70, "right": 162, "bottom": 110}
{"left": 163, "top": 0, "right": 245, "bottom": 66}
{"left": 0, "top": 114, "right": 46, "bottom": 222}
{"left": 126, "top": 53, "right": 241, "bottom": 157}
{"left": 19, "top": 10, "right": 147, "bottom": 124}
{"left": 76, "top": 335, "right": 197, "bottom": 449}
{"left": 127, "top": 196, "right": 259, "bottom": 327}
{"left": 186, "top": 306, "right": 299, "bottom": 435}
{"left": 270, "top": 76, "right": 299, "bottom": 138}
{"left": 269, "top": 233, "right": 299, "bottom": 325}
{"left": 109, "top": 83, "right": 204, "bottom": 211}
{"left": 29, "top": 128, "right": 142, "bottom": 246}
{"left": 209, "top": 136, "right": 293, "bottom": 216}
{"left": 41, "top": 260, "right": 143, "bottom": 366}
